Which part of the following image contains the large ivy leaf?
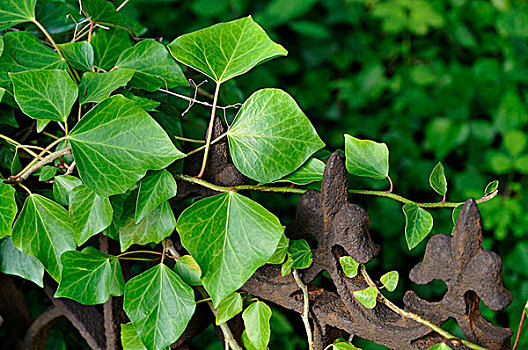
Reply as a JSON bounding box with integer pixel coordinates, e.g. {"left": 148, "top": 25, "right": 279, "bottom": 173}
{"left": 0, "top": 0, "right": 36, "bottom": 31}
{"left": 0, "top": 237, "right": 44, "bottom": 287}
{"left": 241, "top": 301, "right": 272, "bottom": 350}
{"left": 55, "top": 247, "right": 124, "bottom": 305}
{"left": 272, "top": 158, "right": 325, "bottom": 185}
{"left": 135, "top": 170, "right": 177, "bottom": 223}
{"left": 429, "top": 162, "right": 447, "bottom": 196}
{"left": 92, "top": 28, "right": 132, "bottom": 70}
{"left": 69, "top": 185, "right": 113, "bottom": 245}
{"left": 281, "top": 238, "right": 312, "bottom": 276}
{"left": 403, "top": 203, "right": 433, "bottom": 250}
{"left": 123, "top": 263, "right": 196, "bottom": 350}
{"left": 116, "top": 40, "right": 187, "bottom": 92}
{"left": 53, "top": 175, "right": 82, "bottom": 206}
{"left": 78, "top": 68, "right": 135, "bottom": 105}
{"left": 9, "top": 69, "right": 78, "bottom": 122}
{"left": 168, "top": 16, "right": 287, "bottom": 83}
{"left": 344, "top": 135, "right": 389, "bottom": 180}
{"left": 227, "top": 89, "right": 324, "bottom": 183}
{"left": 0, "top": 182, "right": 17, "bottom": 239}
{"left": 68, "top": 95, "right": 184, "bottom": 197}
{"left": 11, "top": 194, "right": 76, "bottom": 281}
{"left": 177, "top": 192, "right": 283, "bottom": 306}
{"left": 58, "top": 41, "right": 94, "bottom": 72}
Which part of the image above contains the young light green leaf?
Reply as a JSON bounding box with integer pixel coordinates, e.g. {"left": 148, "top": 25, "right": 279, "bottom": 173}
{"left": 38, "top": 165, "right": 57, "bottom": 181}
{"left": 227, "top": 89, "right": 325, "bottom": 183}
{"left": 332, "top": 341, "right": 362, "bottom": 350}
{"left": 403, "top": 203, "right": 433, "bottom": 250}
{"left": 69, "top": 185, "right": 113, "bottom": 245}
{"left": 92, "top": 28, "right": 132, "bottom": 70}
{"left": 429, "top": 162, "right": 447, "bottom": 196}
{"left": 121, "top": 323, "right": 148, "bottom": 350}
{"left": 168, "top": 16, "right": 287, "bottom": 83}
{"left": 174, "top": 255, "right": 201, "bottom": 286}
{"left": 267, "top": 233, "right": 289, "bottom": 264}
{"left": 9, "top": 69, "right": 78, "bottom": 122}
{"left": 484, "top": 180, "right": 499, "bottom": 195}
{"left": 344, "top": 134, "right": 389, "bottom": 180}
{"left": 68, "top": 95, "right": 184, "bottom": 197}
{"left": 426, "top": 343, "right": 452, "bottom": 350}
{"left": 36, "top": 119, "right": 50, "bottom": 133}
{"left": 177, "top": 192, "right": 284, "bottom": 306}
{"left": 135, "top": 170, "right": 177, "bottom": 223}
{"left": 0, "top": 0, "right": 36, "bottom": 31}
{"left": 339, "top": 256, "right": 359, "bottom": 278}
{"left": 55, "top": 247, "right": 124, "bottom": 305}
{"left": 78, "top": 68, "right": 135, "bottom": 105}
{"left": 216, "top": 292, "right": 243, "bottom": 325}
{"left": 242, "top": 301, "right": 272, "bottom": 350}
{"left": 281, "top": 239, "right": 312, "bottom": 276}
{"left": 11, "top": 194, "right": 76, "bottom": 281}
{"left": 0, "top": 237, "right": 44, "bottom": 287}
{"left": 58, "top": 41, "right": 94, "bottom": 71}
{"left": 123, "top": 263, "right": 196, "bottom": 350}
{"left": 380, "top": 271, "right": 399, "bottom": 292}
{"left": 272, "top": 158, "right": 325, "bottom": 185}
{"left": 115, "top": 40, "right": 187, "bottom": 92}
{"left": 0, "top": 182, "right": 17, "bottom": 239}
{"left": 353, "top": 286, "right": 378, "bottom": 309}
{"left": 53, "top": 175, "right": 83, "bottom": 206}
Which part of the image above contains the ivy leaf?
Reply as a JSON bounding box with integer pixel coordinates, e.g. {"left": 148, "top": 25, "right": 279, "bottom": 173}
{"left": 69, "top": 185, "right": 113, "bottom": 245}
{"left": 426, "top": 344, "right": 452, "bottom": 350}
{"left": 344, "top": 135, "right": 389, "bottom": 180}
{"left": 0, "top": 182, "right": 17, "bottom": 239}
{"left": 353, "top": 286, "right": 378, "bottom": 309}
{"left": 121, "top": 323, "right": 148, "bottom": 350}
{"left": 135, "top": 170, "right": 177, "bottom": 223}
{"left": 227, "top": 89, "right": 325, "bottom": 183}
{"left": 123, "top": 263, "right": 196, "bottom": 350}
{"left": 267, "top": 233, "right": 289, "bottom": 264}
{"left": 272, "top": 158, "right": 325, "bottom": 185}
{"left": 429, "top": 162, "right": 447, "bottom": 196}
{"left": 0, "top": 0, "right": 36, "bottom": 31}
{"left": 78, "top": 68, "right": 135, "bottom": 105}
{"left": 216, "top": 292, "right": 243, "bottom": 325}
{"left": 11, "top": 194, "right": 76, "bottom": 281}
{"left": 68, "top": 95, "right": 184, "bottom": 197}
{"left": 92, "top": 28, "right": 132, "bottom": 70}
{"left": 53, "top": 175, "right": 82, "bottom": 206}
{"left": 55, "top": 246, "right": 124, "bottom": 305}
{"left": 451, "top": 203, "right": 463, "bottom": 225}
{"left": 36, "top": 119, "right": 50, "bottom": 133}
{"left": 116, "top": 40, "right": 187, "bottom": 92}
{"left": 168, "top": 16, "right": 287, "bottom": 83}
{"left": 241, "top": 301, "right": 272, "bottom": 350}
{"left": 122, "top": 91, "right": 161, "bottom": 112}
{"left": 403, "top": 203, "right": 433, "bottom": 250}
{"left": 177, "top": 192, "right": 284, "bottom": 306}
{"left": 281, "top": 239, "right": 312, "bottom": 276}
{"left": 82, "top": 0, "right": 129, "bottom": 29}
{"left": 484, "top": 180, "right": 499, "bottom": 195}
{"left": 339, "top": 256, "right": 359, "bottom": 278}
{"left": 380, "top": 271, "right": 399, "bottom": 292}
{"left": 58, "top": 41, "right": 94, "bottom": 72}
{"left": 11, "top": 148, "right": 22, "bottom": 175}
{"left": 0, "top": 237, "right": 44, "bottom": 287}
{"left": 174, "top": 255, "right": 201, "bottom": 287}
{"left": 332, "top": 341, "right": 362, "bottom": 350}
{"left": 9, "top": 69, "right": 78, "bottom": 122}
{"left": 38, "top": 165, "right": 57, "bottom": 181}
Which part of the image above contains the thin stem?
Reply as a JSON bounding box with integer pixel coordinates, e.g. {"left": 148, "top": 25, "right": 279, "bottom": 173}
{"left": 196, "top": 298, "right": 212, "bottom": 304}
{"left": 184, "top": 133, "right": 227, "bottom": 157}
{"left": 116, "top": 250, "right": 163, "bottom": 258}
{"left": 293, "top": 270, "right": 314, "bottom": 350}
{"left": 14, "top": 137, "right": 67, "bottom": 180}
{"left": 173, "top": 135, "right": 205, "bottom": 144}
{"left": 0, "top": 134, "right": 39, "bottom": 157}
{"left": 32, "top": 19, "right": 63, "bottom": 56}
{"left": 42, "top": 132, "right": 59, "bottom": 140}
{"left": 387, "top": 175, "right": 394, "bottom": 193}
{"left": 116, "top": 257, "right": 161, "bottom": 261}
{"left": 16, "top": 148, "right": 69, "bottom": 182}
{"left": 159, "top": 88, "right": 240, "bottom": 113}
{"left": 116, "top": 0, "right": 129, "bottom": 11}
{"left": 198, "top": 83, "right": 221, "bottom": 178}
{"left": 512, "top": 307, "right": 526, "bottom": 350}
{"left": 18, "top": 183, "right": 32, "bottom": 195}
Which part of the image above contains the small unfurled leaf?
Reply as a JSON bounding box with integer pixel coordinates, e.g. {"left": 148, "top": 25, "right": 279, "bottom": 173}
{"left": 0, "top": 182, "right": 17, "bottom": 239}
{"left": 92, "top": 28, "right": 132, "bottom": 70}
{"left": 380, "top": 271, "right": 399, "bottom": 292}
{"left": 484, "top": 180, "right": 499, "bottom": 195}
{"left": 339, "top": 256, "right": 359, "bottom": 278}
{"left": 216, "top": 292, "right": 243, "bottom": 325}
{"left": 58, "top": 41, "right": 94, "bottom": 71}
{"left": 168, "top": 16, "right": 287, "bottom": 84}
{"left": 9, "top": 69, "right": 78, "bottom": 122}
{"left": 53, "top": 175, "right": 82, "bottom": 206}
{"left": 38, "top": 165, "right": 57, "bottom": 181}
{"left": 426, "top": 343, "right": 452, "bottom": 350}
{"left": 0, "top": 0, "right": 36, "bottom": 31}
{"left": 332, "top": 341, "right": 362, "bottom": 350}
{"left": 123, "top": 263, "right": 196, "bottom": 350}
{"left": 429, "top": 162, "right": 447, "bottom": 196}
{"left": 0, "top": 237, "right": 44, "bottom": 287}
{"left": 78, "top": 68, "right": 135, "bottom": 105}
{"left": 281, "top": 239, "right": 312, "bottom": 276}
{"left": 55, "top": 247, "right": 124, "bottom": 304}
{"left": 344, "top": 135, "right": 389, "bottom": 180}
{"left": 135, "top": 170, "right": 177, "bottom": 223}
{"left": 403, "top": 203, "right": 433, "bottom": 250}
{"left": 242, "top": 301, "right": 272, "bottom": 350}
{"left": 353, "top": 286, "right": 378, "bottom": 309}
{"left": 174, "top": 255, "right": 201, "bottom": 286}
{"left": 272, "top": 158, "right": 325, "bottom": 185}
{"left": 267, "top": 233, "right": 289, "bottom": 264}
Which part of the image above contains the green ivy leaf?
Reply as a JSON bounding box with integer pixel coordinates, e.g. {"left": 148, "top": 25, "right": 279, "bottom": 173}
{"left": 9, "top": 69, "right": 77, "bottom": 122}
{"left": 426, "top": 343, "right": 452, "bottom": 350}
{"left": 78, "top": 68, "right": 135, "bottom": 105}
{"left": 0, "top": 237, "right": 44, "bottom": 287}
{"left": 0, "top": 0, "right": 36, "bottom": 31}
{"left": 58, "top": 41, "right": 94, "bottom": 72}
{"left": 135, "top": 170, "right": 177, "bottom": 223}
{"left": 332, "top": 341, "right": 362, "bottom": 350}
{"left": 36, "top": 119, "right": 50, "bottom": 133}
{"left": 380, "top": 271, "right": 399, "bottom": 292}
{"left": 339, "top": 256, "right": 359, "bottom": 278}
{"left": 82, "top": 0, "right": 129, "bottom": 29}
{"left": 121, "top": 323, "right": 148, "bottom": 350}
{"left": 168, "top": 16, "right": 287, "bottom": 83}
{"left": 122, "top": 91, "right": 161, "bottom": 112}
{"left": 272, "top": 158, "right": 325, "bottom": 185}
{"left": 55, "top": 247, "right": 124, "bottom": 305}
{"left": 68, "top": 95, "right": 184, "bottom": 197}
{"left": 429, "top": 162, "right": 447, "bottom": 196}
{"left": 267, "top": 233, "right": 289, "bottom": 264}
{"left": 174, "top": 255, "right": 201, "bottom": 286}
{"left": 53, "top": 175, "right": 82, "bottom": 206}
{"left": 38, "top": 165, "right": 57, "bottom": 181}
{"left": 216, "top": 292, "right": 243, "bottom": 325}
{"left": 281, "top": 239, "right": 312, "bottom": 276}
{"left": 11, "top": 194, "right": 76, "bottom": 281}
{"left": 451, "top": 203, "right": 463, "bottom": 225}
{"left": 353, "top": 286, "right": 378, "bottom": 309}
{"left": 92, "top": 28, "right": 132, "bottom": 70}
{"left": 344, "top": 134, "right": 389, "bottom": 180}
{"left": 242, "top": 301, "right": 272, "bottom": 350}
{"left": 484, "top": 180, "right": 499, "bottom": 195}
{"left": 227, "top": 89, "right": 325, "bottom": 183}
{"left": 403, "top": 203, "right": 433, "bottom": 250}
{"left": 69, "top": 185, "right": 113, "bottom": 245}
{"left": 115, "top": 40, "right": 187, "bottom": 92}
{"left": 177, "top": 192, "right": 284, "bottom": 306}
{"left": 123, "top": 263, "right": 195, "bottom": 350}
{"left": 0, "top": 182, "right": 17, "bottom": 239}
